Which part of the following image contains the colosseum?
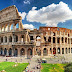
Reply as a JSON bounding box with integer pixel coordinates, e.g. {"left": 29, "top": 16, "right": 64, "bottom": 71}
{"left": 0, "top": 5, "right": 72, "bottom": 58}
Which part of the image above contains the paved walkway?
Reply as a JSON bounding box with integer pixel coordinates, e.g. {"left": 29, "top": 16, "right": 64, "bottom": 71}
{"left": 25, "top": 59, "right": 41, "bottom": 72}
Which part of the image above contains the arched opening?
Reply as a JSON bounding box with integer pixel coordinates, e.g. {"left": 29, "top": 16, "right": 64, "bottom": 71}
{"left": 30, "top": 36, "right": 34, "bottom": 40}
{"left": 16, "top": 23, "right": 19, "bottom": 29}
{"left": 5, "top": 36, "right": 7, "bottom": 43}
{"left": 69, "top": 48, "right": 70, "bottom": 53}
{"left": 5, "top": 25, "right": 8, "bottom": 31}
{"left": 71, "top": 38, "right": 72, "bottom": 44}
{"left": 36, "top": 36, "right": 41, "bottom": 41}
{"left": 68, "top": 34, "right": 70, "bottom": 37}
{"left": 2, "top": 26, "right": 4, "bottom": 32}
{"left": 48, "top": 37, "right": 51, "bottom": 42}
{"left": 44, "top": 37, "right": 46, "bottom": 41}
{"left": 53, "top": 37, "right": 55, "bottom": 43}
{"left": 57, "top": 37, "right": 60, "bottom": 43}
{"left": 21, "top": 35, "right": 24, "bottom": 42}
{"left": 9, "top": 36, "right": 12, "bottom": 42}
{"left": 14, "top": 49, "right": 18, "bottom": 56}
{"left": 43, "top": 48, "right": 47, "bottom": 56}
{"left": 9, "top": 48, "right": 12, "bottom": 56}
{"left": 1, "top": 37, "right": 3, "bottom": 43}
{"left": 1, "top": 48, "right": 3, "bottom": 55}
{"left": 66, "top": 48, "right": 67, "bottom": 54}
{"left": 53, "top": 32, "right": 55, "bottom": 36}
{"left": 53, "top": 47, "right": 56, "bottom": 54}
{"left": 62, "top": 37, "right": 64, "bottom": 43}
{"left": 10, "top": 24, "right": 13, "bottom": 30}
{"left": 4, "top": 48, "right": 7, "bottom": 55}
{"left": 58, "top": 48, "right": 60, "bottom": 54}
{"left": 65, "top": 38, "right": 67, "bottom": 43}
{"left": 27, "top": 48, "right": 32, "bottom": 56}
{"left": 20, "top": 48, "right": 25, "bottom": 56}
{"left": 14, "top": 35, "right": 18, "bottom": 42}
{"left": 68, "top": 38, "right": 70, "bottom": 44}
{"left": 62, "top": 48, "right": 64, "bottom": 54}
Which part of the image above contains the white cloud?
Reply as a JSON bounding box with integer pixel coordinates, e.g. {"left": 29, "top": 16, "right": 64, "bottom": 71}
{"left": 23, "top": 24, "right": 34, "bottom": 30}
{"left": 23, "top": 0, "right": 30, "bottom": 4}
{"left": 19, "top": 12, "right": 26, "bottom": 20}
{"left": 26, "top": 1, "right": 72, "bottom": 27}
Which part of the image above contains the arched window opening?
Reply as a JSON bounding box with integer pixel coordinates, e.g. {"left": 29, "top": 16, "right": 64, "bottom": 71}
{"left": 16, "top": 23, "right": 19, "bottom": 29}
{"left": 57, "top": 37, "right": 60, "bottom": 43}
{"left": 53, "top": 37, "right": 55, "bottom": 43}
{"left": 21, "top": 48, "right": 25, "bottom": 55}
{"left": 5, "top": 36, "right": 7, "bottom": 43}
{"left": 27, "top": 48, "right": 32, "bottom": 56}
{"left": 5, "top": 25, "right": 8, "bottom": 31}
{"left": 65, "top": 38, "right": 67, "bottom": 43}
{"left": 62, "top": 37, "right": 64, "bottom": 43}
{"left": 66, "top": 48, "right": 67, "bottom": 54}
{"left": 68, "top": 34, "right": 69, "bottom": 37}
{"left": 68, "top": 38, "right": 70, "bottom": 44}
{"left": 71, "top": 38, "right": 72, "bottom": 44}
{"left": 62, "top": 48, "right": 64, "bottom": 54}
{"left": 30, "top": 36, "right": 34, "bottom": 40}
{"left": 21, "top": 35, "right": 24, "bottom": 42}
{"left": 44, "top": 37, "right": 46, "bottom": 41}
{"left": 43, "top": 48, "right": 47, "bottom": 56}
{"left": 53, "top": 32, "right": 55, "bottom": 36}
{"left": 9, "top": 48, "right": 12, "bottom": 56}
{"left": 58, "top": 48, "right": 60, "bottom": 54}
{"left": 14, "top": 49, "right": 18, "bottom": 56}
{"left": 69, "top": 48, "right": 70, "bottom": 53}
{"left": 2, "top": 27, "right": 4, "bottom": 32}
{"left": 53, "top": 47, "right": 56, "bottom": 54}
{"left": 1, "top": 37, "right": 3, "bottom": 43}
{"left": 4, "top": 48, "right": 7, "bottom": 55}
{"left": 10, "top": 24, "right": 13, "bottom": 30}
{"left": 48, "top": 37, "right": 51, "bottom": 42}
{"left": 9, "top": 36, "right": 12, "bottom": 42}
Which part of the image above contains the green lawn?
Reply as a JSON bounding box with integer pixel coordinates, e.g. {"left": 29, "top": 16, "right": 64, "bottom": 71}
{"left": 0, "top": 62, "right": 28, "bottom": 72}
{"left": 41, "top": 63, "right": 67, "bottom": 72}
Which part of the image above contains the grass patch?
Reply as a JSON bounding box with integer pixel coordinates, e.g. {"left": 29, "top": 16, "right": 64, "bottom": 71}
{"left": 41, "top": 63, "right": 67, "bottom": 72}
{"left": 0, "top": 62, "right": 28, "bottom": 72}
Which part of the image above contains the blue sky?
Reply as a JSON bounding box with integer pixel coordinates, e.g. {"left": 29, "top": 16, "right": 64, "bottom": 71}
{"left": 0, "top": 0, "right": 72, "bottom": 29}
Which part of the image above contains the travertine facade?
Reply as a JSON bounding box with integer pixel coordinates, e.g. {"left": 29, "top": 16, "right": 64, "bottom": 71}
{"left": 0, "top": 5, "right": 72, "bottom": 58}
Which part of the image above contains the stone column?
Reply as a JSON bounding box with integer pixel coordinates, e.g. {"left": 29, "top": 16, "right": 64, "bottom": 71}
{"left": 25, "top": 48, "right": 27, "bottom": 58}
{"left": 25, "top": 32, "right": 28, "bottom": 43}
{"left": 7, "top": 36, "right": 9, "bottom": 44}
{"left": 4, "top": 25, "right": 5, "bottom": 32}
{"left": 64, "top": 48, "right": 65, "bottom": 54}
{"left": 60, "top": 37, "right": 61, "bottom": 44}
{"left": 0, "top": 48, "right": 1, "bottom": 54}
{"left": 12, "top": 35, "right": 14, "bottom": 44}
{"left": 52, "top": 47, "right": 53, "bottom": 55}
{"left": 56, "top": 47, "right": 57, "bottom": 54}
{"left": 60, "top": 48, "right": 62, "bottom": 55}
{"left": 8, "top": 24, "right": 10, "bottom": 32}
{"left": 3, "top": 36, "right": 5, "bottom": 44}
{"left": 41, "top": 49, "right": 43, "bottom": 56}
{"left": 32, "top": 48, "right": 35, "bottom": 56}
{"left": 13, "top": 23, "right": 15, "bottom": 32}
{"left": 18, "top": 35, "right": 21, "bottom": 43}
{"left": 18, "top": 48, "right": 20, "bottom": 57}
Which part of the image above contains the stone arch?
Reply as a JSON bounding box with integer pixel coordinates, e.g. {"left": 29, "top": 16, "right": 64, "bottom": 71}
{"left": 14, "top": 49, "right": 18, "bottom": 56}
{"left": 36, "top": 36, "right": 41, "bottom": 41}
{"left": 53, "top": 47, "right": 56, "bottom": 54}
{"left": 20, "top": 48, "right": 25, "bottom": 56}
{"left": 21, "top": 35, "right": 24, "bottom": 42}
{"left": 62, "top": 48, "right": 64, "bottom": 54}
{"left": 27, "top": 48, "right": 32, "bottom": 56}
{"left": 48, "top": 37, "right": 51, "bottom": 42}
{"left": 10, "top": 24, "right": 13, "bottom": 30}
{"left": 43, "top": 48, "right": 48, "bottom": 56}
{"left": 5, "top": 36, "right": 7, "bottom": 43}
{"left": 69, "top": 48, "right": 70, "bottom": 53}
{"left": 4, "top": 48, "right": 7, "bottom": 55}
{"left": 9, "top": 36, "right": 12, "bottom": 42}
{"left": 16, "top": 23, "right": 19, "bottom": 29}
{"left": 58, "top": 48, "right": 60, "bottom": 54}
{"left": 66, "top": 48, "right": 67, "bottom": 54}
{"left": 1, "top": 37, "right": 3, "bottom": 43}
{"left": 53, "top": 37, "right": 55, "bottom": 43}
{"left": 9, "top": 48, "right": 12, "bottom": 56}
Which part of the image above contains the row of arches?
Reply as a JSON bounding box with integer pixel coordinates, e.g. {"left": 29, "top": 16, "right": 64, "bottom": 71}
{"left": 37, "top": 48, "right": 72, "bottom": 56}
{"left": 0, "top": 35, "right": 25, "bottom": 43}
{"left": 1, "top": 23, "right": 19, "bottom": 32}
{"left": 0, "top": 48, "right": 33, "bottom": 56}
